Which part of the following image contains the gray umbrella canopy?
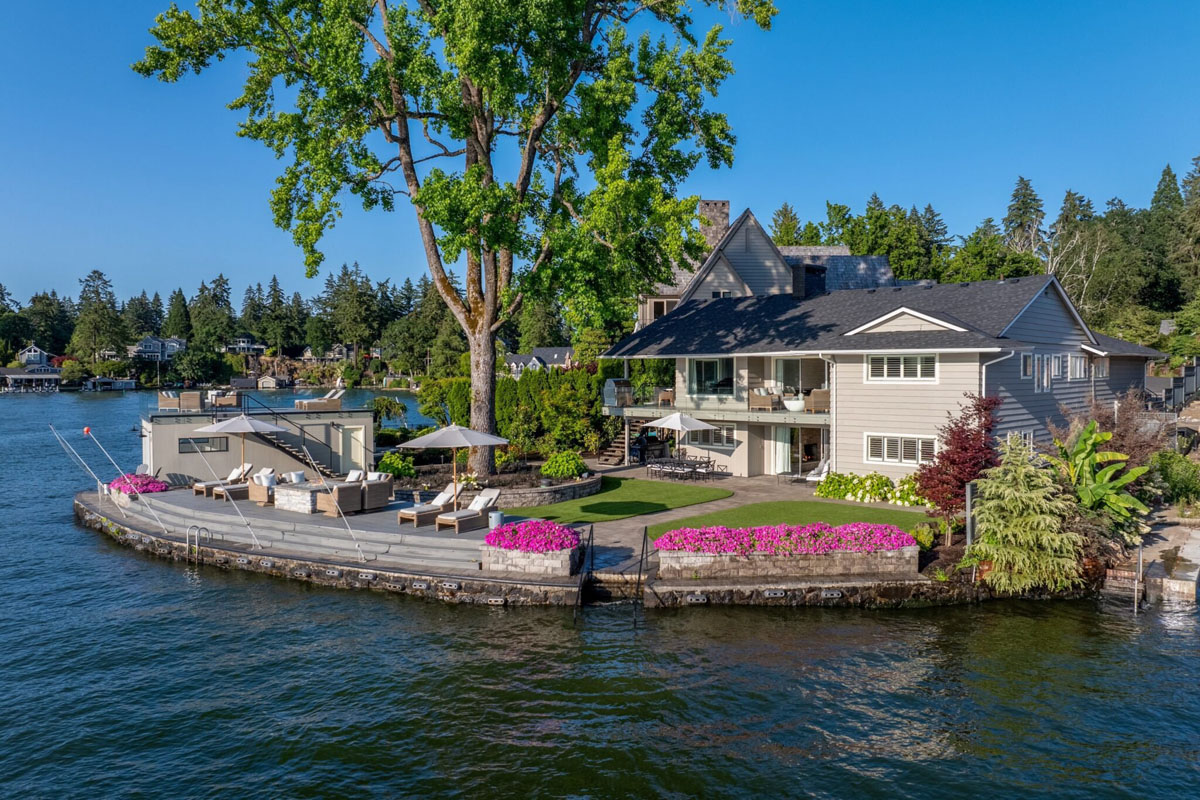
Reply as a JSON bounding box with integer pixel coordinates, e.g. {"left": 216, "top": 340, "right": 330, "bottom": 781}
{"left": 398, "top": 424, "right": 509, "bottom": 450}
{"left": 399, "top": 424, "right": 509, "bottom": 510}
{"left": 194, "top": 414, "right": 288, "bottom": 470}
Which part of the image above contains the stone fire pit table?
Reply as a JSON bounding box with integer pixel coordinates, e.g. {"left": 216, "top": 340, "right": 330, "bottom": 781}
{"left": 273, "top": 482, "right": 325, "bottom": 514}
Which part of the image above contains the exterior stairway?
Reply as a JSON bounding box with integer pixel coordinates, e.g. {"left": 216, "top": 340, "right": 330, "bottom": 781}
{"left": 597, "top": 420, "right": 644, "bottom": 466}
{"left": 256, "top": 432, "right": 340, "bottom": 479}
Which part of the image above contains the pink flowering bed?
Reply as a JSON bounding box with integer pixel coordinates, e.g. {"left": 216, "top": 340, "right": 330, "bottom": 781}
{"left": 653, "top": 522, "right": 916, "bottom": 556}
{"left": 485, "top": 520, "right": 581, "bottom": 553}
{"left": 109, "top": 473, "right": 171, "bottom": 495}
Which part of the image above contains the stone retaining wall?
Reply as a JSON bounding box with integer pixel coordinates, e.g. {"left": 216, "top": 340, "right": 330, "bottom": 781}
{"left": 657, "top": 546, "right": 919, "bottom": 580}
{"left": 481, "top": 544, "right": 584, "bottom": 577}
{"left": 459, "top": 474, "right": 602, "bottom": 509}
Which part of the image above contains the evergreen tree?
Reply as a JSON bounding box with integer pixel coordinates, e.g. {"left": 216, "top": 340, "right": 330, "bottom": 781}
{"left": 150, "top": 292, "right": 165, "bottom": 334}
{"left": 161, "top": 288, "right": 192, "bottom": 340}
{"left": 123, "top": 291, "right": 159, "bottom": 338}
{"left": 69, "top": 270, "right": 128, "bottom": 362}
{"left": 517, "top": 299, "right": 567, "bottom": 352}
{"left": 1142, "top": 165, "right": 1186, "bottom": 309}
{"left": 260, "top": 276, "right": 290, "bottom": 354}
{"left": 1175, "top": 156, "right": 1200, "bottom": 296}
{"left": 769, "top": 202, "right": 802, "bottom": 246}
{"left": 239, "top": 283, "right": 266, "bottom": 337}
{"left": 395, "top": 277, "right": 417, "bottom": 317}
{"left": 798, "top": 221, "right": 822, "bottom": 245}
{"left": 20, "top": 291, "right": 75, "bottom": 354}
{"left": 188, "top": 275, "right": 236, "bottom": 351}
{"left": 967, "top": 437, "right": 1082, "bottom": 593}
{"left": 0, "top": 284, "right": 14, "bottom": 313}
{"left": 1002, "top": 176, "right": 1045, "bottom": 255}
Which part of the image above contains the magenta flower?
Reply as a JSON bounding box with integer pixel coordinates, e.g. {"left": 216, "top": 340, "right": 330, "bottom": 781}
{"left": 652, "top": 522, "right": 916, "bottom": 555}
{"left": 109, "top": 473, "right": 171, "bottom": 495}
{"left": 485, "top": 520, "right": 581, "bottom": 553}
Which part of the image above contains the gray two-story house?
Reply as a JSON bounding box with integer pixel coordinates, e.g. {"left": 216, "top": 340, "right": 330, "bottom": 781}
{"left": 605, "top": 205, "right": 1162, "bottom": 480}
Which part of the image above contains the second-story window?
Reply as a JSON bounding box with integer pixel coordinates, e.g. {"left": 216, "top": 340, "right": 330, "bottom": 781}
{"left": 689, "top": 358, "right": 734, "bottom": 395}
{"left": 866, "top": 354, "right": 936, "bottom": 382}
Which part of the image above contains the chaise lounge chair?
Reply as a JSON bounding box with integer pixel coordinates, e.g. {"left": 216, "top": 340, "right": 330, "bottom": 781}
{"left": 294, "top": 388, "right": 335, "bottom": 409}
{"left": 434, "top": 488, "right": 501, "bottom": 534}
{"left": 180, "top": 391, "right": 205, "bottom": 411}
{"left": 805, "top": 457, "right": 830, "bottom": 483}
{"left": 157, "top": 391, "right": 180, "bottom": 411}
{"left": 192, "top": 463, "right": 252, "bottom": 496}
{"left": 213, "top": 467, "right": 275, "bottom": 502}
{"left": 296, "top": 389, "right": 345, "bottom": 411}
{"left": 397, "top": 482, "right": 461, "bottom": 528}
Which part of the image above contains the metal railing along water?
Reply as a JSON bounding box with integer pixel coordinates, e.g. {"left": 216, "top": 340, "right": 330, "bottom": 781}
{"left": 49, "top": 425, "right": 126, "bottom": 520}
{"left": 180, "top": 437, "right": 265, "bottom": 551}
{"left": 84, "top": 427, "right": 171, "bottom": 538}
{"left": 301, "top": 445, "right": 367, "bottom": 563}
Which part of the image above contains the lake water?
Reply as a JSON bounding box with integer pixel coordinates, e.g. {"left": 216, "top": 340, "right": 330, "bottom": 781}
{"left": 2, "top": 392, "right": 1199, "bottom": 798}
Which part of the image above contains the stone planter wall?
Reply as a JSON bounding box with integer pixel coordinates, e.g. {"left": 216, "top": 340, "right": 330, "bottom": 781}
{"left": 457, "top": 474, "right": 602, "bottom": 509}
{"left": 657, "top": 546, "right": 920, "bottom": 580}
{"left": 481, "top": 544, "right": 584, "bottom": 577}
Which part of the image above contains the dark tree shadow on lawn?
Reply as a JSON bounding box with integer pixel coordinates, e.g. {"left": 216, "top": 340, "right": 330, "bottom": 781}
{"left": 574, "top": 501, "right": 669, "bottom": 518}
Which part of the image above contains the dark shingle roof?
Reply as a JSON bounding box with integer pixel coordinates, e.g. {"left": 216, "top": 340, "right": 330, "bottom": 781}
{"left": 785, "top": 254, "right": 896, "bottom": 290}
{"left": 606, "top": 275, "right": 1067, "bottom": 357}
{"left": 1090, "top": 333, "right": 1166, "bottom": 358}
{"left": 530, "top": 347, "right": 573, "bottom": 366}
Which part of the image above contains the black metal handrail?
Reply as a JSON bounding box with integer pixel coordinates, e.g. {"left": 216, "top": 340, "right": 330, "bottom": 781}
{"left": 235, "top": 393, "right": 338, "bottom": 472}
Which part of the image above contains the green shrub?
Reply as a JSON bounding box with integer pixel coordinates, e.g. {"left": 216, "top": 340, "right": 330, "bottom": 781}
{"left": 888, "top": 475, "right": 928, "bottom": 507}
{"left": 376, "top": 451, "right": 417, "bottom": 479}
{"left": 375, "top": 428, "right": 402, "bottom": 447}
{"left": 1151, "top": 450, "right": 1200, "bottom": 503}
{"left": 541, "top": 451, "right": 588, "bottom": 480}
{"left": 495, "top": 448, "right": 518, "bottom": 471}
{"left": 910, "top": 523, "right": 936, "bottom": 551}
{"left": 814, "top": 471, "right": 895, "bottom": 503}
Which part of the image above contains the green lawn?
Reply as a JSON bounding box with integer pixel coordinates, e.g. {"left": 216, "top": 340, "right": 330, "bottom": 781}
{"left": 647, "top": 500, "right": 928, "bottom": 537}
{"left": 508, "top": 476, "right": 732, "bottom": 524}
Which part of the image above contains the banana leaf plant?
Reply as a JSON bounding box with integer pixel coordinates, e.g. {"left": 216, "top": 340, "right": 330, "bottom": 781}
{"left": 1045, "top": 420, "right": 1149, "bottom": 521}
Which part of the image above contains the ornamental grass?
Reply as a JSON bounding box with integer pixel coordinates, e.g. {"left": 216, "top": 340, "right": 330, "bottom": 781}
{"left": 485, "top": 519, "right": 581, "bottom": 553}
{"left": 109, "top": 473, "right": 171, "bottom": 495}
{"left": 653, "top": 522, "right": 916, "bottom": 556}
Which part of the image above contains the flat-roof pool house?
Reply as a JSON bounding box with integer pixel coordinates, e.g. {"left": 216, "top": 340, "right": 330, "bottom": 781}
{"left": 603, "top": 204, "right": 1164, "bottom": 479}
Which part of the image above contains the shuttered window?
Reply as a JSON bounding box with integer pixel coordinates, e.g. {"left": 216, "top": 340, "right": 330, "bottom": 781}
{"left": 866, "top": 354, "right": 937, "bottom": 382}
{"left": 865, "top": 434, "right": 937, "bottom": 465}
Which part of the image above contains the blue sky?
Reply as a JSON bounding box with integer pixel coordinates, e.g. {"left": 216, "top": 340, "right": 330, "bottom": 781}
{"left": 2, "top": 1, "right": 1198, "bottom": 304}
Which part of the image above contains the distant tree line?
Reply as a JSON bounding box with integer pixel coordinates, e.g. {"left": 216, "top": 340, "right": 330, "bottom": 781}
{"left": 769, "top": 157, "right": 1200, "bottom": 357}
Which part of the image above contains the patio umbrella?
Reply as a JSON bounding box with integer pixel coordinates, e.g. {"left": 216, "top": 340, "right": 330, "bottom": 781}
{"left": 399, "top": 424, "right": 509, "bottom": 510}
{"left": 193, "top": 414, "right": 288, "bottom": 473}
{"left": 644, "top": 412, "right": 717, "bottom": 455}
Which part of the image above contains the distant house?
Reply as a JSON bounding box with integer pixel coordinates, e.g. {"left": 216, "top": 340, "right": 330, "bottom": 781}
{"left": 504, "top": 346, "right": 575, "bottom": 378}
{"left": 222, "top": 334, "right": 267, "bottom": 356}
{"left": 17, "top": 344, "right": 52, "bottom": 367}
{"left": 257, "top": 375, "right": 292, "bottom": 389}
{"left": 127, "top": 335, "right": 186, "bottom": 362}
{"left": 301, "top": 343, "right": 350, "bottom": 362}
{"left": 1, "top": 365, "right": 61, "bottom": 392}
{"left": 83, "top": 376, "right": 136, "bottom": 392}
{"left": 229, "top": 377, "right": 258, "bottom": 390}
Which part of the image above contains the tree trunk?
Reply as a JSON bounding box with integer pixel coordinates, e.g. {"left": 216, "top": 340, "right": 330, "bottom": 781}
{"left": 467, "top": 330, "right": 497, "bottom": 475}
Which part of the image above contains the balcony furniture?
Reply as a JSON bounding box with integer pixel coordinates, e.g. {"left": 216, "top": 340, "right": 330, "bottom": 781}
{"left": 316, "top": 481, "right": 363, "bottom": 516}
{"left": 435, "top": 488, "right": 501, "bottom": 534}
{"left": 296, "top": 388, "right": 336, "bottom": 409}
{"left": 213, "top": 467, "right": 275, "bottom": 502}
{"left": 748, "top": 388, "right": 782, "bottom": 411}
{"left": 157, "top": 391, "right": 180, "bottom": 411}
{"left": 783, "top": 397, "right": 805, "bottom": 412}
{"left": 806, "top": 389, "right": 831, "bottom": 413}
{"left": 180, "top": 391, "right": 204, "bottom": 411}
{"left": 655, "top": 388, "right": 675, "bottom": 407}
{"left": 361, "top": 472, "right": 395, "bottom": 511}
{"left": 213, "top": 392, "right": 240, "bottom": 408}
{"left": 398, "top": 482, "right": 461, "bottom": 527}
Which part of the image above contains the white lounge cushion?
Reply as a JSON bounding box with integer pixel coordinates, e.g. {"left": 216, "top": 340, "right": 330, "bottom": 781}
{"left": 430, "top": 492, "right": 453, "bottom": 507}
{"left": 407, "top": 503, "right": 443, "bottom": 514}
{"left": 285, "top": 470, "right": 306, "bottom": 484}
{"left": 224, "top": 466, "right": 243, "bottom": 482}
{"left": 345, "top": 469, "right": 365, "bottom": 483}
{"left": 437, "top": 509, "right": 479, "bottom": 521}
{"left": 367, "top": 471, "right": 388, "bottom": 482}
{"left": 262, "top": 473, "right": 277, "bottom": 487}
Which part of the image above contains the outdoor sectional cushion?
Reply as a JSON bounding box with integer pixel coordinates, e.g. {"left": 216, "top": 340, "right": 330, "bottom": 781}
{"left": 345, "top": 470, "right": 366, "bottom": 482}
{"left": 285, "top": 470, "right": 306, "bottom": 484}
{"left": 367, "top": 471, "right": 387, "bottom": 482}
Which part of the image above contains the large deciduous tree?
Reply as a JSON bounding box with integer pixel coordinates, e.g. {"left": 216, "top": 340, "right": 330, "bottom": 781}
{"left": 134, "top": 0, "right": 777, "bottom": 473}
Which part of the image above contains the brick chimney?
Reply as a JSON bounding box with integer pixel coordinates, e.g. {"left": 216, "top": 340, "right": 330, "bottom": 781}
{"left": 698, "top": 199, "right": 730, "bottom": 252}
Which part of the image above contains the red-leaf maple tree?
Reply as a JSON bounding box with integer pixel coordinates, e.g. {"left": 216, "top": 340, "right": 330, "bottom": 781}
{"left": 916, "top": 393, "right": 1002, "bottom": 545}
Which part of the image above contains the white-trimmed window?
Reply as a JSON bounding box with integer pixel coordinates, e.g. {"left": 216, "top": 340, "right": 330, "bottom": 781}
{"left": 1043, "top": 354, "right": 1053, "bottom": 390}
{"left": 866, "top": 354, "right": 937, "bottom": 382}
{"left": 1094, "top": 357, "right": 1110, "bottom": 379}
{"left": 710, "top": 290, "right": 732, "bottom": 299}
{"left": 1050, "top": 355, "right": 1063, "bottom": 379}
{"left": 1069, "top": 355, "right": 1089, "bottom": 380}
{"left": 1021, "top": 353, "right": 1034, "bottom": 379}
{"left": 1006, "top": 430, "right": 1035, "bottom": 448}
{"left": 865, "top": 434, "right": 936, "bottom": 465}
{"left": 1034, "top": 354, "right": 1043, "bottom": 393}
{"left": 688, "top": 424, "right": 736, "bottom": 448}
{"left": 688, "top": 358, "right": 734, "bottom": 395}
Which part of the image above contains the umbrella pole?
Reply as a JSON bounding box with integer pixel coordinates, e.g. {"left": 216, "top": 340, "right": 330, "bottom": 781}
{"left": 453, "top": 447, "right": 458, "bottom": 510}
{"left": 241, "top": 434, "right": 245, "bottom": 473}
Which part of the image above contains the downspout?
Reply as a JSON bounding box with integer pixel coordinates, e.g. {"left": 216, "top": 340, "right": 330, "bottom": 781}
{"left": 819, "top": 354, "right": 836, "bottom": 473}
{"left": 980, "top": 350, "right": 1016, "bottom": 396}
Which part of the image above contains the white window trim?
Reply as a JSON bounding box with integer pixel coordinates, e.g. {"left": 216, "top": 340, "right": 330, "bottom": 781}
{"left": 1068, "top": 354, "right": 1089, "bottom": 381}
{"left": 864, "top": 432, "right": 938, "bottom": 465}
{"left": 1034, "top": 354, "right": 1043, "bottom": 393}
{"left": 688, "top": 424, "right": 737, "bottom": 450}
{"left": 843, "top": 307, "right": 968, "bottom": 336}
{"left": 863, "top": 353, "right": 939, "bottom": 384}
{"left": 1094, "top": 357, "right": 1110, "bottom": 379}
{"left": 1021, "top": 353, "right": 1034, "bottom": 379}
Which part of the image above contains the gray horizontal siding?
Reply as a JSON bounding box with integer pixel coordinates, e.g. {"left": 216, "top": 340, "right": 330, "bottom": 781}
{"left": 724, "top": 217, "right": 792, "bottom": 296}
